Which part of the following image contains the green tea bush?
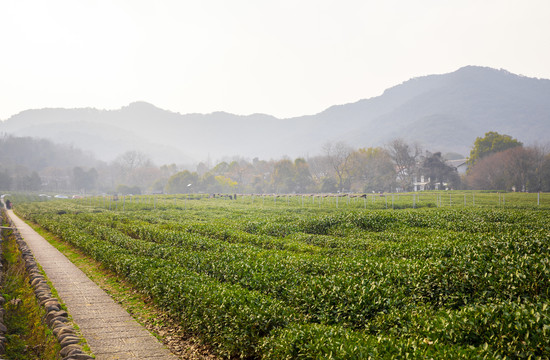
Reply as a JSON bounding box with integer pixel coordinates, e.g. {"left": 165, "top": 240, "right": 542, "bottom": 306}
{"left": 14, "top": 199, "right": 550, "bottom": 359}
{"left": 261, "top": 323, "right": 492, "bottom": 360}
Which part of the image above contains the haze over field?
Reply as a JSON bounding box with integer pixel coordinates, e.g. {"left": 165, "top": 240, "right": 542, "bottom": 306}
{"left": 1, "top": 66, "right": 549, "bottom": 164}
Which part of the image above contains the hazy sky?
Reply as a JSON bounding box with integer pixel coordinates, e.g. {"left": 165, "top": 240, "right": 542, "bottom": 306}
{"left": 1, "top": 0, "right": 549, "bottom": 120}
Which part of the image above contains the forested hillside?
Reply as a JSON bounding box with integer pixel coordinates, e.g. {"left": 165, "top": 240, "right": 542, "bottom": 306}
{"left": 1, "top": 66, "right": 549, "bottom": 163}
{"left": 0, "top": 135, "right": 97, "bottom": 171}
{"left": 0, "top": 135, "right": 100, "bottom": 191}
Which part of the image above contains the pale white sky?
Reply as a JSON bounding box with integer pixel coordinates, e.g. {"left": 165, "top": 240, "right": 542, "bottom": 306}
{"left": 1, "top": 0, "right": 549, "bottom": 120}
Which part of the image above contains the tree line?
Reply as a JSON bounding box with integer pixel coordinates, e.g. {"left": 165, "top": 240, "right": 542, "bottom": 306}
{"left": 161, "top": 132, "right": 550, "bottom": 194}
{"left": 1, "top": 132, "right": 549, "bottom": 194}
{"left": 465, "top": 132, "right": 550, "bottom": 192}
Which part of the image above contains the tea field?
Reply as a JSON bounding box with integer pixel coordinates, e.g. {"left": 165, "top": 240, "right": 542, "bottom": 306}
{"left": 12, "top": 193, "right": 550, "bottom": 359}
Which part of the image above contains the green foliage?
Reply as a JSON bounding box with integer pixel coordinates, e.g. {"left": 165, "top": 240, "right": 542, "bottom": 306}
{"left": 1, "top": 212, "right": 62, "bottom": 359}
{"left": 320, "top": 177, "right": 337, "bottom": 193}
{"left": 350, "top": 147, "right": 395, "bottom": 193}
{"left": 261, "top": 323, "right": 492, "bottom": 360}
{"left": 468, "top": 131, "right": 523, "bottom": 168}
{"left": 13, "top": 197, "right": 550, "bottom": 359}
{"left": 165, "top": 170, "right": 199, "bottom": 194}
{"left": 0, "top": 135, "right": 96, "bottom": 172}
{"left": 214, "top": 175, "right": 237, "bottom": 192}
{"left": 73, "top": 166, "right": 98, "bottom": 192}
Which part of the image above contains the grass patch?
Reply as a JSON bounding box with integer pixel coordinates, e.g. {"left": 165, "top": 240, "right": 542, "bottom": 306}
{"left": 1, "top": 226, "right": 61, "bottom": 359}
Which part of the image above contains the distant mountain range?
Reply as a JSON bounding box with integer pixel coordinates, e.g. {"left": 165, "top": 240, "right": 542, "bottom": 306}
{"left": 1, "top": 66, "right": 549, "bottom": 164}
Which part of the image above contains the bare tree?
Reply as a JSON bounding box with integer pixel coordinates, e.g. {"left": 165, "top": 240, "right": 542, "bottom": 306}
{"left": 114, "top": 150, "right": 153, "bottom": 171}
{"left": 531, "top": 143, "right": 550, "bottom": 192}
{"left": 110, "top": 150, "right": 155, "bottom": 189}
{"left": 322, "top": 141, "right": 353, "bottom": 192}
{"left": 386, "top": 138, "right": 421, "bottom": 192}
{"left": 466, "top": 146, "right": 537, "bottom": 191}
{"left": 466, "top": 153, "right": 508, "bottom": 190}
{"left": 307, "top": 155, "right": 331, "bottom": 183}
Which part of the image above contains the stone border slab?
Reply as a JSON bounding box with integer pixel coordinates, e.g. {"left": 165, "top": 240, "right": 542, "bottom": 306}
{"left": 6, "top": 210, "right": 178, "bottom": 360}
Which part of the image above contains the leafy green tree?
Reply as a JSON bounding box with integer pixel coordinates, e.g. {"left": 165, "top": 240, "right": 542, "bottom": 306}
{"left": 226, "top": 160, "right": 249, "bottom": 192}
{"left": 468, "top": 131, "right": 522, "bottom": 169}
{"left": 293, "top": 158, "right": 312, "bottom": 193}
{"left": 20, "top": 171, "right": 42, "bottom": 191}
{"left": 320, "top": 177, "right": 337, "bottom": 193}
{"left": 73, "top": 167, "right": 98, "bottom": 193}
{"left": 150, "top": 178, "right": 167, "bottom": 193}
{"left": 201, "top": 173, "right": 221, "bottom": 193}
{"left": 212, "top": 161, "right": 229, "bottom": 175}
{"left": 215, "top": 175, "right": 237, "bottom": 193}
{"left": 165, "top": 170, "right": 199, "bottom": 194}
{"left": 349, "top": 147, "right": 395, "bottom": 192}
{"left": 270, "top": 158, "right": 312, "bottom": 193}
{"left": 272, "top": 159, "right": 295, "bottom": 193}
{"left": 251, "top": 175, "right": 267, "bottom": 193}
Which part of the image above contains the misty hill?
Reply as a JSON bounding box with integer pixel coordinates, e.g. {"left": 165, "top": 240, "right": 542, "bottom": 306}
{"left": 0, "top": 135, "right": 99, "bottom": 172}
{"left": 1, "top": 66, "right": 549, "bottom": 163}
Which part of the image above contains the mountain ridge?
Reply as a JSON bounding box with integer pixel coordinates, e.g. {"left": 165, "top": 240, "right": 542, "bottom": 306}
{"left": 2, "top": 66, "right": 549, "bottom": 164}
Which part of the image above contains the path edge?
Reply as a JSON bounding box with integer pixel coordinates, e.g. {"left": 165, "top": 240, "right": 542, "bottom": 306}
{"left": 2, "top": 208, "right": 94, "bottom": 360}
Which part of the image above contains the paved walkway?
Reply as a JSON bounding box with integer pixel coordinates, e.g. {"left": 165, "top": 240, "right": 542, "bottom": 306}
{"left": 7, "top": 210, "right": 178, "bottom": 360}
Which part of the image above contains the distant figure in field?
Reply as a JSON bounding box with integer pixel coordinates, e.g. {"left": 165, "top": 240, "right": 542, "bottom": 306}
{"left": 5, "top": 200, "right": 12, "bottom": 209}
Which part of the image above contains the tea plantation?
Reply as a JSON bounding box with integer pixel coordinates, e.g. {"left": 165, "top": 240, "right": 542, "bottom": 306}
{"left": 13, "top": 193, "right": 550, "bottom": 359}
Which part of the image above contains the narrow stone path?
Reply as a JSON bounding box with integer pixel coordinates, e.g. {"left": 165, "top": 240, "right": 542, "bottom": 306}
{"left": 7, "top": 210, "right": 178, "bottom": 360}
